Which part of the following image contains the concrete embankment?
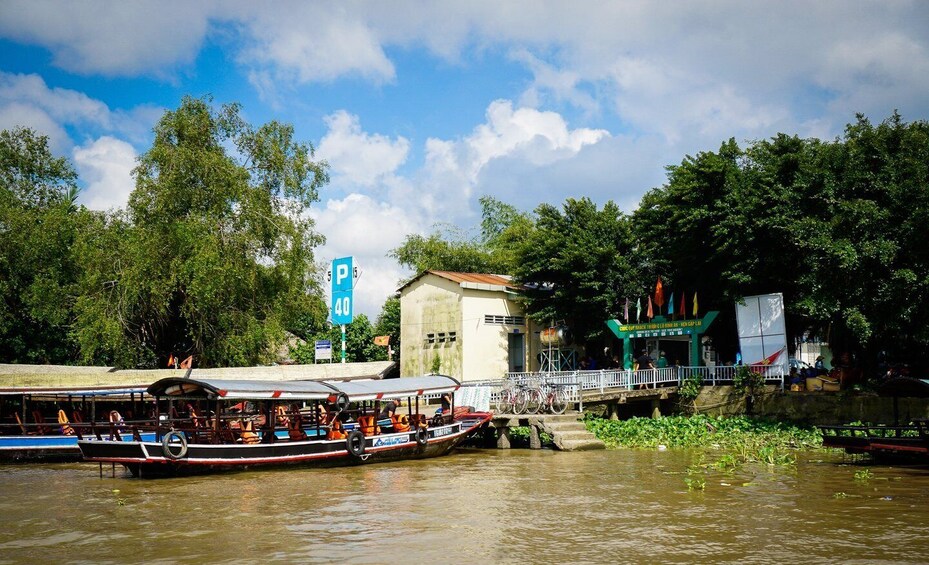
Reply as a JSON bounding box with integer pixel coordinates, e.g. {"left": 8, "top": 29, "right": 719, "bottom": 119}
{"left": 695, "top": 385, "right": 929, "bottom": 425}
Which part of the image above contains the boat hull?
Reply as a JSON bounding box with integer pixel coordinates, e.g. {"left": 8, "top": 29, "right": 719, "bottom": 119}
{"left": 79, "top": 413, "right": 492, "bottom": 477}
{"left": 0, "top": 432, "right": 158, "bottom": 463}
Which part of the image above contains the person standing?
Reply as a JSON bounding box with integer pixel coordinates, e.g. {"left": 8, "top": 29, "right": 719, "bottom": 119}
{"left": 656, "top": 351, "right": 668, "bottom": 369}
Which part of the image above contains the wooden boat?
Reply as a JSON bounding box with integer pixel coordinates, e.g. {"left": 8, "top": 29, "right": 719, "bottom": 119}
{"left": 77, "top": 375, "right": 492, "bottom": 476}
{"left": 0, "top": 385, "right": 155, "bottom": 462}
{"left": 820, "top": 420, "right": 929, "bottom": 460}
{"left": 819, "top": 377, "right": 929, "bottom": 462}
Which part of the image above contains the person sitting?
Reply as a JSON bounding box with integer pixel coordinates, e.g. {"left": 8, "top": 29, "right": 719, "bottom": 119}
{"left": 437, "top": 393, "right": 452, "bottom": 414}
{"left": 814, "top": 355, "right": 827, "bottom": 376}
{"left": 379, "top": 398, "right": 402, "bottom": 419}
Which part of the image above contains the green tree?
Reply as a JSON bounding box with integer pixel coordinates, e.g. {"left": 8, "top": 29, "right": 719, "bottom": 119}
{"left": 72, "top": 96, "right": 329, "bottom": 367}
{"left": 798, "top": 114, "right": 929, "bottom": 366}
{"left": 514, "top": 197, "right": 642, "bottom": 345}
{"left": 390, "top": 196, "right": 532, "bottom": 276}
{"left": 374, "top": 295, "right": 401, "bottom": 359}
{"left": 0, "top": 127, "right": 82, "bottom": 363}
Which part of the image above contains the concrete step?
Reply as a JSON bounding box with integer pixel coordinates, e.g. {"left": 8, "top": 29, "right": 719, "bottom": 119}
{"left": 550, "top": 430, "right": 597, "bottom": 441}
{"left": 556, "top": 437, "right": 606, "bottom": 451}
{"left": 543, "top": 422, "right": 587, "bottom": 431}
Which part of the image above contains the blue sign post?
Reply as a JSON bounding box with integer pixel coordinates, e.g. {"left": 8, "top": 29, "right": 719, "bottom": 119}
{"left": 329, "top": 257, "right": 358, "bottom": 363}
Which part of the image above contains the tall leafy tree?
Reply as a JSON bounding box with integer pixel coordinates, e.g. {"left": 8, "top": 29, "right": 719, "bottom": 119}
{"left": 72, "top": 96, "right": 329, "bottom": 367}
{"left": 514, "top": 197, "right": 642, "bottom": 345}
{"left": 0, "top": 127, "right": 82, "bottom": 363}
{"left": 389, "top": 196, "right": 532, "bottom": 276}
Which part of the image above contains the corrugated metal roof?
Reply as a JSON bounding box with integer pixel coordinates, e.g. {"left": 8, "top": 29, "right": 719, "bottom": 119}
{"left": 429, "top": 271, "right": 514, "bottom": 286}
{"left": 398, "top": 270, "right": 518, "bottom": 292}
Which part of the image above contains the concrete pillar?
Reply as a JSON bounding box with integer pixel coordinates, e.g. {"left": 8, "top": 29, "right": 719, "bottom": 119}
{"left": 496, "top": 427, "right": 512, "bottom": 449}
{"left": 608, "top": 403, "right": 619, "bottom": 420}
{"left": 651, "top": 399, "right": 662, "bottom": 419}
{"left": 529, "top": 425, "right": 542, "bottom": 450}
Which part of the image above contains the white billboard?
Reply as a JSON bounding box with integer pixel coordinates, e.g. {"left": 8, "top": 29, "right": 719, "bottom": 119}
{"left": 735, "top": 293, "right": 788, "bottom": 376}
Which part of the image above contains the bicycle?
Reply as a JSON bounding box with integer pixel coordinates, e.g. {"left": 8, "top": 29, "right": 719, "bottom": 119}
{"left": 539, "top": 382, "right": 569, "bottom": 414}
{"left": 495, "top": 380, "right": 529, "bottom": 414}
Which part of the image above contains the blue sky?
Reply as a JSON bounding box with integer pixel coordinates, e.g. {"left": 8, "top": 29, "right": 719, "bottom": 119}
{"left": 2, "top": 1, "right": 928, "bottom": 317}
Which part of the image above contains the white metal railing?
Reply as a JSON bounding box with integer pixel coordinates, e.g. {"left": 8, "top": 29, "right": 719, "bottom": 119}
{"left": 462, "top": 365, "right": 787, "bottom": 411}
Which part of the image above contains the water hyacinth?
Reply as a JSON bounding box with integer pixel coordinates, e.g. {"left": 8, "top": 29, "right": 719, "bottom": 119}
{"left": 583, "top": 414, "right": 823, "bottom": 452}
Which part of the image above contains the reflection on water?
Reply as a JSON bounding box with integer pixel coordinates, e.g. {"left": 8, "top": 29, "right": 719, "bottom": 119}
{"left": 2, "top": 448, "right": 929, "bottom": 564}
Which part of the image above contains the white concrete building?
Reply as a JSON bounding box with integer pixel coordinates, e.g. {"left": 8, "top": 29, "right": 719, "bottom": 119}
{"left": 398, "top": 271, "right": 540, "bottom": 381}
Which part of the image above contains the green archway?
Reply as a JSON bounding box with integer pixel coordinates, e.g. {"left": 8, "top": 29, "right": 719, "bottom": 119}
{"left": 606, "top": 312, "right": 718, "bottom": 369}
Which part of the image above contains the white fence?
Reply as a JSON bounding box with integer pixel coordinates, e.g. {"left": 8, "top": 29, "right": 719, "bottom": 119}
{"left": 460, "top": 365, "right": 786, "bottom": 411}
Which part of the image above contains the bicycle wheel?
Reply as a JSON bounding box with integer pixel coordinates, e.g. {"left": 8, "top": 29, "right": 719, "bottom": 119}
{"left": 513, "top": 389, "right": 529, "bottom": 414}
{"left": 496, "top": 390, "right": 512, "bottom": 413}
{"left": 525, "top": 388, "right": 543, "bottom": 414}
{"left": 549, "top": 388, "right": 568, "bottom": 414}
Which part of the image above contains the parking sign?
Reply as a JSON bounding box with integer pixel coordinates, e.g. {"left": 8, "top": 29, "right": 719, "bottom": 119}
{"left": 330, "top": 256, "right": 356, "bottom": 325}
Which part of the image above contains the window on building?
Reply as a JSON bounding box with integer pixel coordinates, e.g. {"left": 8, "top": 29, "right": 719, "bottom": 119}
{"left": 484, "top": 314, "right": 525, "bottom": 326}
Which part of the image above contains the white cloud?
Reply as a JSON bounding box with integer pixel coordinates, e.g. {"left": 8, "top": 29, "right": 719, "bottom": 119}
{"left": 0, "top": 102, "right": 71, "bottom": 154}
{"left": 234, "top": 4, "right": 395, "bottom": 84}
{"left": 73, "top": 137, "right": 138, "bottom": 211}
{"left": 0, "top": 72, "right": 160, "bottom": 150}
{"left": 318, "top": 111, "right": 409, "bottom": 187}
{"left": 0, "top": 0, "right": 210, "bottom": 77}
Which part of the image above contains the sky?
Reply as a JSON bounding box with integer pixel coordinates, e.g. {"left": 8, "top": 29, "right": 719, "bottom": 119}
{"left": 2, "top": 1, "right": 928, "bottom": 319}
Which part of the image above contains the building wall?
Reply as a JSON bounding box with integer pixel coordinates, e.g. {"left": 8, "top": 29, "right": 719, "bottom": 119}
{"left": 400, "top": 275, "right": 463, "bottom": 378}
{"left": 399, "top": 274, "right": 535, "bottom": 381}
{"left": 460, "top": 289, "right": 528, "bottom": 380}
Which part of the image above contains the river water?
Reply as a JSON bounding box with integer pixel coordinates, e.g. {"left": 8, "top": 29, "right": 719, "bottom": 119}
{"left": 1, "top": 448, "right": 928, "bottom": 564}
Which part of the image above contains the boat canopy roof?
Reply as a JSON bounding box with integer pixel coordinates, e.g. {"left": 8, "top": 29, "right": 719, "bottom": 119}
{"left": 334, "top": 375, "right": 460, "bottom": 402}
{"left": 148, "top": 378, "right": 339, "bottom": 400}
{"left": 0, "top": 386, "right": 149, "bottom": 398}
{"left": 146, "top": 375, "right": 460, "bottom": 402}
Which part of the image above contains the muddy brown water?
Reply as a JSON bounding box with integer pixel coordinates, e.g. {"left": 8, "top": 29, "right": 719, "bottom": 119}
{"left": 1, "top": 448, "right": 928, "bottom": 564}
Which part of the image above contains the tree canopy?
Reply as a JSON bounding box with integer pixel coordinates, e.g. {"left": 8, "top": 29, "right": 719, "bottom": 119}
{"left": 0, "top": 127, "right": 82, "bottom": 363}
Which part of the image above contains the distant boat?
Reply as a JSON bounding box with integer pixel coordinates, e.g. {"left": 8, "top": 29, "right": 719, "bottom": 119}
{"left": 0, "top": 385, "right": 155, "bottom": 462}
{"left": 819, "top": 377, "right": 929, "bottom": 462}
{"left": 78, "top": 375, "right": 492, "bottom": 477}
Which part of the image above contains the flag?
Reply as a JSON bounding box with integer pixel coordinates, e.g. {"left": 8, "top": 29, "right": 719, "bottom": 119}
{"left": 692, "top": 291, "right": 699, "bottom": 317}
{"left": 752, "top": 347, "right": 785, "bottom": 366}
{"left": 647, "top": 295, "right": 654, "bottom": 319}
{"left": 623, "top": 298, "right": 629, "bottom": 322}
{"left": 374, "top": 335, "right": 390, "bottom": 346}
{"left": 750, "top": 347, "right": 785, "bottom": 374}
{"left": 654, "top": 277, "right": 665, "bottom": 307}
{"left": 668, "top": 292, "right": 674, "bottom": 316}
{"left": 636, "top": 298, "right": 641, "bottom": 322}
{"left": 180, "top": 355, "right": 193, "bottom": 369}
{"left": 680, "top": 293, "right": 686, "bottom": 320}
{"left": 167, "top": 354, "right": 175, "bottom": 368}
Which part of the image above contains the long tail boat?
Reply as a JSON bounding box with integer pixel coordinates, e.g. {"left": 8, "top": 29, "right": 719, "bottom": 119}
{"left": 77, "top": 375, "right": 492, "bottom": 476}
{"left": 0, "top": 385, "right": 155, "bottom": 462}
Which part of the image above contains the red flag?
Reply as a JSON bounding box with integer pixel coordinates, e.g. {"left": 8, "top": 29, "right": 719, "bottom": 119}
{"left": 373, "top": 335, "right": 390, "bottom": 346}
{"left": 679, "top": 293, "right": 686, "bottom": 320}
{"left": 167, "top": 354, "right": 175, "bottom": 368}
{"left": 180, "top": 355, "right": 193, "bottom": 369}
{"left": 750, "top": 347, "right": 785, "bottom": 374}
{"left": 647, "top": 295, "right": 654, "bottom": 319}
{"left": 654, "top": 277, "right": 665, "bottom": 307}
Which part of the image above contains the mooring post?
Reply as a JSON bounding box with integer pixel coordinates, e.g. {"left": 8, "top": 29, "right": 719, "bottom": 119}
{"left": 496, "top": 427, "right": 512, "bottom": 449}
{"left": 529, "top": 424, "right": 542, "bottom": 449}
